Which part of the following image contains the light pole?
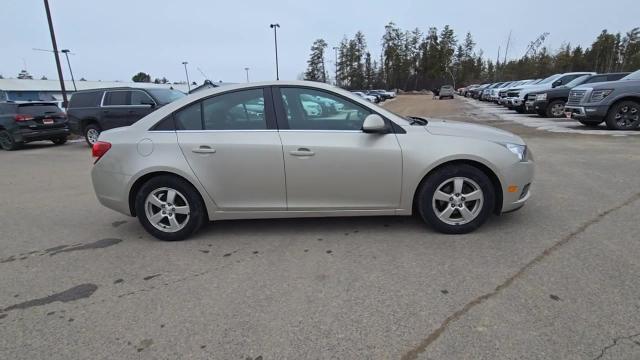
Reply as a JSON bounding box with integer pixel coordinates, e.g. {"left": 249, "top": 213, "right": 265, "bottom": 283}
{"left": 269, "top": 24, "right": 280, "bottom": 80}
{"left": 332, "top": 46, "right": 339, "bottom": 86}
{"left": 446, "top": 68, "right": 456, "bottom": 90}
{"left": 182, "top": 61, "right": 191, "bottom": 92}
{"left": 43, "top": 0, "right": 67, "bottom": 107}
{"left": 61, "top": 49, "right": 76, "bottom": 91}
{"left": 244, "top": 67, "right": 250, "bottom": 83}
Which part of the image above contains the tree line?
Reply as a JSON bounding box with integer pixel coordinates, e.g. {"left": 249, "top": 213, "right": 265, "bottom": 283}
{"left": 304, "top": 23, "right": 640, "bottom": 90}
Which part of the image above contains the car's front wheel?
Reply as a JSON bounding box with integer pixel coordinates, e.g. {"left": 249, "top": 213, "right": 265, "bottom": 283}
{"left": 134, "top": 175, "right": 207, "bottom": 241}
{"left": 546, "top": 100, "right": 566, "bottom": 118}
{"left": 605, "top": 101, "right": 640, "bottom": 130}
{"left": 417, "top": 164, "right": 495, "bottom": 234}
{"left": 52, "top": 137, "right": 67, "bottom": 145}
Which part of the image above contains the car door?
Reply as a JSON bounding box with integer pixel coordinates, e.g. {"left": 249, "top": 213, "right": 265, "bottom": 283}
{"left": 176, "top": 87, "right": 286, "bottom": 210}
{"left": 274, "top": 86, "right": 402, "bottom": 210}
{"left": 129, "top": 90, "right": 157, "bottom": 123}
{"left": 101, "top": 90, "right": 133, "bottom": 130}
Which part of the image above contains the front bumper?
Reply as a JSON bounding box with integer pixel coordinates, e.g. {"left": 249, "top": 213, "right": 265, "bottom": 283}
{"left": 507, "top": 98, "right": 523, "bottom": 107}
{"left": 525, "top": 100, "right": 536, "bottom": 112}
{"left": 500, "top": 160, "right": 534, "bottom": 213}
{"left": 533, "top": 100, "right": 549, "bottom": 113}
{"left": 563, "top": 104, "right": 609, "bottom": 120}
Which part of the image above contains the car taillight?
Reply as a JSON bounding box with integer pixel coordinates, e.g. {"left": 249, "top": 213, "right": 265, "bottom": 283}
{"left": 92, "top": 141, "right": 111, "bottom": 163}
{"left": 15, "top": 114, "right": 34, "bottom": 121}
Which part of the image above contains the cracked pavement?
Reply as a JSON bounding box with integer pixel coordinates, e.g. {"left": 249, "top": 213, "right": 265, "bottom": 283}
{"left": 1, "top": 95, "right": 639, "bottom": 359}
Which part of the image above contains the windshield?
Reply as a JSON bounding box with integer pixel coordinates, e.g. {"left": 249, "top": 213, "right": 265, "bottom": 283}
{"left": 564, "top": 75, "right": 591, "bottom": 88}
{"left": 621, "top": 69, "right": 640, "bottom": 80}
{"left": 537, "top": 74, "right": 561, "bottom": 84}
{"left": 146, "top": 88, "right": 186, "bottom": 104}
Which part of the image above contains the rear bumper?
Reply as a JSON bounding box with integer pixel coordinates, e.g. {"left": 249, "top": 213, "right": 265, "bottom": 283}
{"left": 500, "top": 160, "right": 534, "bottom": 213}
{"left": 564, "top": 105, "right": 608, "bottom": 120}
{"left": 91, "top": 167, "right": 133, "bottom": 216}
{"left": 14, "top": 127, "right": 70, "bottom": 143}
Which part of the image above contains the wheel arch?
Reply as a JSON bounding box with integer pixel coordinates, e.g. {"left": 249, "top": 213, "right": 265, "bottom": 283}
{"left": 128, "top": 171, "right": 210, "bottom": 219}
{"left": 80, "top": 117, "right": 100, "bottom": 132}
{"left": 412, "top": 159, "right": 504, "bottom": 215}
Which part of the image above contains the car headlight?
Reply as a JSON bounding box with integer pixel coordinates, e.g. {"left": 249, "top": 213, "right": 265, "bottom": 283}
{"left": 535, "top": 93, "right": 547, "bottom": 101}
{"left": 590, "top": 89, "right": 613, "bottom": 102}
{"left": 505, "top": 143, "right": 527, "bottom": 162}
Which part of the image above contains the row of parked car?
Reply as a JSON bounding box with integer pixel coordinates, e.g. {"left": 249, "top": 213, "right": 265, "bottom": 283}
{"left": 0, "top": 85, "right": 398, "bottom": 150}
{"left": 458, "top": 69, "right": 640, "bottom": 130}
{"left": 352, "top": 89, "right": 397, "bottom": 103}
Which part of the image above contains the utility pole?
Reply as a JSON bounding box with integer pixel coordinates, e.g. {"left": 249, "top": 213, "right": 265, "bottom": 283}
{"left": 43, "top": 0, "right": 68, "bottom": 107}
{"left": 61, "top": 49, "right": 76, "bottom": 91}
{"left": 446, "top": 68, "right": 455, "bottom": 89}
{"left": 182, "top": 61, "right": 190, "bottom": 92}
{"left": 269, "top": 24, "right": 280, "bottom": 80}
{"left": 332, "top": 46, "right": 339, "bottom": 86}
{"left": 496, "top": 46, "right": 501, "bottom": 81}
{"left": 244, "top": 67, "right": 250, "bottom": 83}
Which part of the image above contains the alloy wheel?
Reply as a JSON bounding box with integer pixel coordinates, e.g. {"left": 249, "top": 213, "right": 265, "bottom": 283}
{"left": 0, "top": 131, "right": 13, "bottom": 150}
{"left": 432, "top": 177, "right": 484, "bottom": 226}
{"left": 550, "top": 103, "right": 565, "bottom": 117}
{"left": 144, "top": 187, "right": 191, "bottom": 233}
{"left": 86, "top": 128, "right": 100, "bottom": 145}
{"left": 615, "top": 105, "right": 640, "bottom": 129}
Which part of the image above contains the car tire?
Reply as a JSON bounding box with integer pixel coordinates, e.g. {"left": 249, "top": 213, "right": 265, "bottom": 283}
{"left": 0, "top": 130, "right": 21, "bottom": 151}
{"left": 52, "top": 137, "right": 68, "bottom": 145}
{"left": 545, "top": 100, "right": 566, "bottom": 118}
{"left": 605, "top": 101, "right": 640, "bottom": 130}
{"left": 515, "top": 107, "right": 525, "bottom": 114}
{"left": 134, "top": 175, "right": 207, "bottom": 241}
{"left": 417, "top": 164, "right": 495, "bottom": 234}
{"left": 84, "top": 124, "right": 101, "bottom": 147}
{"left": 578, "top": 119, "right": 602, "bottom": 128}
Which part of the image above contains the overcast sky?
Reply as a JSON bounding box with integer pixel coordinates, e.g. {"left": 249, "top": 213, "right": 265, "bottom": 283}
{"left": 2, "top": 0, "right": 638, "bottom": 84}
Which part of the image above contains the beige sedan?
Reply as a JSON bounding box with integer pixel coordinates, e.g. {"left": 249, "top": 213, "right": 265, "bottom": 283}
{"left": 91, "top": 81, "right": 534, "bottom": 241}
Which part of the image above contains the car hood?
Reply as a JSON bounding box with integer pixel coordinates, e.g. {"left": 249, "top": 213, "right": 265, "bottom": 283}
{"left": 424, "top": 119, "right": 525, "bottom": 145}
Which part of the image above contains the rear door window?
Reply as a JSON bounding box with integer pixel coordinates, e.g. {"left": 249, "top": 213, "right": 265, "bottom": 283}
{"left": 174, "top": 102, "right": 203, "bottom": 130}
{"left": 103, "top": 91, "right": 131, "bottom": 106}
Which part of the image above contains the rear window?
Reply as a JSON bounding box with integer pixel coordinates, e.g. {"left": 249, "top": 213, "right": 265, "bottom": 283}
{"left": 68, "top": 91, "right": 103, "bottom": 108}
{"left": 17, "top": 104, "right": 62, "bottom": 116}
{"left": 146, "top": 89, "right": 186, "bottom": 104}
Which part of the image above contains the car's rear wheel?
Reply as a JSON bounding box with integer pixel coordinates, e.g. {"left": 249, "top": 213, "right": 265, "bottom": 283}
{"left": 134, "top": 175, "right": 206, "bottom": 241}
{"left": 546, "top": 100, "right": 566, "bottom": 118}
{"left": 84, "top": 124, "right": 101, "bottom": 147}
{"left": 0, "top": 130, "right": 21, "bottom": 151}
{"left": 52, "top": 137, "right": 67, "bottom": 145}
{"left": 417, "top": 164, "right": 495, "bottom": 234}
{"left": 605, "top": 101, "right": 640, "bottom": 130}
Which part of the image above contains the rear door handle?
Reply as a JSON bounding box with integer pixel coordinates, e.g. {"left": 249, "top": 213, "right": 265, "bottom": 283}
{"left": 192, "top": 146, "right": 216, "bottom": 154}
{"left": 289, "top": 148, "right": 315, "bottom": 157}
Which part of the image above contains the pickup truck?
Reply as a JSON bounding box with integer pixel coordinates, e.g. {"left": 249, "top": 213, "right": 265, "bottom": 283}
{"left": 513, "top": 72, "right": 594, "bottom": 113}
{"left": 531, "top": 73, "right": 629, "bottom": 117}
{"left": 564, "top": 70, "right": 640, "bottom": 130}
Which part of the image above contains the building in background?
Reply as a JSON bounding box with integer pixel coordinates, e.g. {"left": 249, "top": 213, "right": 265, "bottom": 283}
{"left": 0, "top": 79, "right": 191, "bottom": 103}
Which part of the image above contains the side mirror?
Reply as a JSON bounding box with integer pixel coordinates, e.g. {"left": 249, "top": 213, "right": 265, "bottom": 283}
{"left": 362, "top": 114, "right": 388, "bottom": 133}
{"left": 552, "top": 79, "right": 562, "bottom": 88}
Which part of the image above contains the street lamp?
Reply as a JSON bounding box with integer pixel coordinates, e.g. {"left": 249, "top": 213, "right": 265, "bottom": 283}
{"left": 332, "top": 46, "right": 339, "bottom": 86}
{"left": 244, "top": 67, "right": 250, "bottom": 83}
{"left": 446, "top": 68, "right": 456, "bottom": 90}
{"left": 182, "top": 61, "right": 191, "bottom": 92}
{"left": 269, "top": 24, "right": 280, "bottom": 80}
{"left": 61, "top": 49, "right": 76, "bottom": 91}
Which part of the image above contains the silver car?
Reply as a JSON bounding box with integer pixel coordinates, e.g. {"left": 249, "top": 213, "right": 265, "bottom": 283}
{"left": 91, "top": 81, "right": 534, "bottom": 241}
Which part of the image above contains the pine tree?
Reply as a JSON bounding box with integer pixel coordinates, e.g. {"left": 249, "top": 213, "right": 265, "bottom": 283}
{"left": 304, "top": 39, "right": 328, "bottom": 82}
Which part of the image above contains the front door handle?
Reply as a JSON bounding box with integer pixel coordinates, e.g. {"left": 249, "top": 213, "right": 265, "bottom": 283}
{"left": 289, "top": 148, "right": 315, "bottom": 157}
{"left": 192, "top": 146, "right": 216, "bottom": 154}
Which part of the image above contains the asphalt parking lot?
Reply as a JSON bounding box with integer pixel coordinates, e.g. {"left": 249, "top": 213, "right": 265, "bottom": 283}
{"left": 1, "top": 95, "right": 640, "bottom": 360}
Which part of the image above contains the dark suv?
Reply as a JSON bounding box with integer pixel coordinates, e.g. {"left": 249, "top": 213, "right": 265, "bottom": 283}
{"left": 0, "top": 102, "right": 69, "bottom": 150}
{"left": 531, "top": 73, "right": 630, "bottom": 118}
{"left": 67, "top": 87, "right": 185, "bottom": 145}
